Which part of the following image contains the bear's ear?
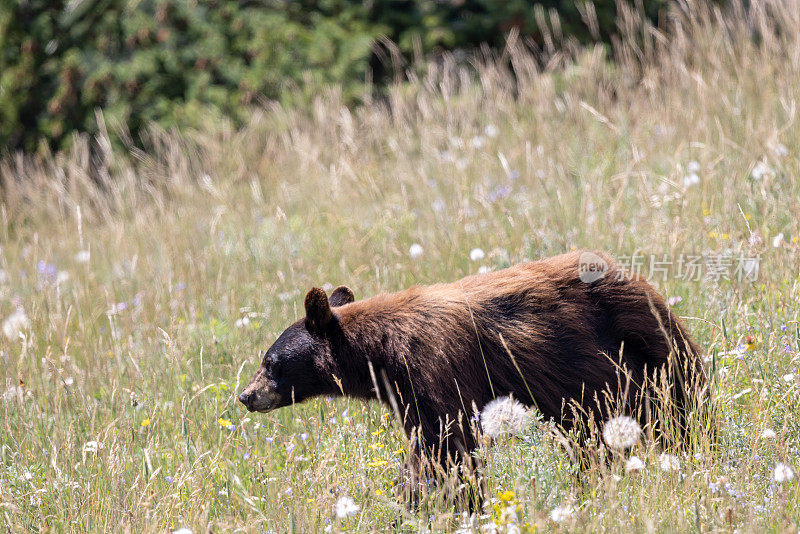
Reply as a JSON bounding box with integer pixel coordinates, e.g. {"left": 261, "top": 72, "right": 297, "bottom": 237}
{"left": 305, "top": 287, "right": 333, "bottom": 332}
{"left": 328, "top": 285, "right": 354, "bottom": 307}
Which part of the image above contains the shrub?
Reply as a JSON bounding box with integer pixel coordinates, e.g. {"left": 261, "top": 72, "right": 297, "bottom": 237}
{"left": 1, "top": 0, "right": 672, "bottom": 154}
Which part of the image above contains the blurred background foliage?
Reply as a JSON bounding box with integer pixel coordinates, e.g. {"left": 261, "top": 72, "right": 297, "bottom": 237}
{"left": 0, "top": 0, "right": 672, "bottom": 154}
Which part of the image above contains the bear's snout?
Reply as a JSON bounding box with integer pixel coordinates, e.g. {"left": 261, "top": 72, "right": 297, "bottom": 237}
{"left": 238, "top": 391, "right": 255, "bottom": 410}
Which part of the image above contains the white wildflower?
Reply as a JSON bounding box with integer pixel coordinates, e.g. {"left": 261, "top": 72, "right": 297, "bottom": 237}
{"left": 235, "top": 316, "right": 250, "bottom": 328}
{"left": 485, "top": 125, "right": 499, "bottom": 138}
{"left": 687, "top": 161, "right": 701, "bottom": 173}
{"left": 550, "top": 504, "right": 574, "bottom": 522}
{"left": 470, "top": 248, "right": 485, "bottom": 261}
{"left": 751, "top": 161, "right": 771, "bottom": 180}
{"left": 2, "top": 385, "right": 24, "bottom": 402}
{"left": 3, "top": 308, "right": 29, "bottom": 340}
{"left": 335, "top": 495, "right": 360, "bottom": 518}
{"left": 773, "top": 143, "right": 788, "bottom": 158}
{"left": 782, "top": 373, "right": 794, "bottom": 382}
{"left": 478, "top": 265, "right": 491, "bottom": 274}
{"left": 760, "top": 428, "right": 777, "bottom": 439}
{"left": 480, "top": 396, "right": 530, "bottom": 439}
{"left": 658, "top": 453, "right": 680, "bottom": 472}
{"left": 83, "top": 441, "right": 103, "bottom": 453}
{"left": 774, "top": 462, "right": 795, "bottom": 483}
{"left": 625, "top": 456, "right": 646, "bottom": 473}
{"left": 75, "top": 250, "right": 91, "bottom": 263}
{"left": 22, "top": 471, "right": 34, "bottom": 481}
{"left": 408, "top": 243, "right": 424, "bottom": 259}
{"left": 682, "top": 173, "right": 700, "bottom": 188}
{"left": 470, "top": 136, "right": 486, "bottom": 149}
{"left": 773, "top": 233, "right": 784, "bottom": 248}
{"left": 602, "top": 415, "right": 641, "bottom": 451}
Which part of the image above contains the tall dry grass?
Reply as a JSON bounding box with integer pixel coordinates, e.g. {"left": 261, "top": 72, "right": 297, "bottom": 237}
{"left": 1, "top": 0, "right": 800, "bottom": 531}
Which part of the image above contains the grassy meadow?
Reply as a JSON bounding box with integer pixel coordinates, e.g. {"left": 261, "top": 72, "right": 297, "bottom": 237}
{"left": 2, "top": 1, "right": 800, "bottom": 531}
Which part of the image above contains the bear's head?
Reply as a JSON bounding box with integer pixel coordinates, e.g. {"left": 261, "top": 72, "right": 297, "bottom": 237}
{"left": 238, "top": 285, "right": 355, "bottom": 413}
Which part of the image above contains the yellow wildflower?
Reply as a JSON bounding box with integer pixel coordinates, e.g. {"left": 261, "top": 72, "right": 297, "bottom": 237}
{"left": 218, "top": 418, "right": 233, "bottom": 428}
{"left": 141, "top": 419, "right": 151, "bottom": 427}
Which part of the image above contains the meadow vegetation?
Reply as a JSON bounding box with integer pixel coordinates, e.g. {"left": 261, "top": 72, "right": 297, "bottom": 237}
{"left": 1, "top": 0, "right": 800, "bottom": 531}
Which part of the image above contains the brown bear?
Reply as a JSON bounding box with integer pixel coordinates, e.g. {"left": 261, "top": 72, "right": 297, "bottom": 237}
{"left": 239, "top": 250, "right": 707, "bottom": 479}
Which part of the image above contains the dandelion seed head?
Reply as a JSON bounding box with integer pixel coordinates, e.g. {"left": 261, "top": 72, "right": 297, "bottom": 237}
{"left": 602, "top": 415, "right": 641, "bottom": 450}
{"left": 760, "top": 428, "right": 777, "bottom": 439}
{"left": 774, "top": 462, "right": 795, "bottom": 483}
{"left": 469, "top": 248, "right": 485, "bottom": 261}
{"left": 3, "top": 308, "right": 29, "bottom": 341}
{"left": 682, "top": 173, "right": 700, "bottom": 188}
{"left": 658, "top": 453, "right": 680, "bottom": 472}
{"left": 335, "top": 496, "right": 361, "bottom": 518}
{"left": 409, "top": 243, "right": 424, "bottom": 259}
{"left": 550, "top": 504, "right": 574, "bottom": 522}
{"left": 625, "top": 455, "right": 645, "bottom": 473}
{"left": 480, "top": 396, "right": 529, "bottom": 439}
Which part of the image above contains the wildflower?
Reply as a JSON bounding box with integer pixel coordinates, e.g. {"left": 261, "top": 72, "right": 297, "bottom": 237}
{"left": 682, "top": 173, "right": 700, "bottom": 188}
{"left": 773, "top": 233, "right": 785, "bottom": 248}
{"left": 751, "top": 161, "right": 771, "bottom": 180}
{"left": 478, "top": 266, "right": 491, "bottom": 274}
{"left": 498, "top": 490, "right": 515, "bottom": 502}
{"left": 235, "top": 316, "right": 250, "bottom": 328}
{"left": 480, "top": 396, "right": 530, "bottom": 439}
{"left": 22, "top": 472, "right": 34, "bottom": 481}
{"left": 299, "top": 432, "right": 308, "bottom": 441}
{"left": 64, "top": 377, "right": 74, "bottom": 386}
{"left": 667, "top": 296, "right": 682, "bottom": 307}
{"left": 773, "top": 143, "right": 788, "bottom": 158}
{"left": 470, "top": 136, "right": 486, "bottom": 149}
{"left": 760, "top": 428, "right": 777, "bottom": 439}
{"left": 550, "top": 504, "right": 574, "bottom": 522}
{"left": 470, "top": 248, "right": 485, "bottom": 261}
{"left": 83, "top": 441, "right": 103, "bottom": 453}
{"left": 774, "top": 462, "right": 795, "bottom": 483}
{"left": 485, "top": 124, "right": 499, "bottom": 138}
{"left": 335, "top": 496, "right": 361, "bottom": 518}
{"left": 783, "top": 373, "right": 794, "bottom": 382}
{"left": 141, "top": 419, "right": 151, "bottom": 427}
{"left": 625, "top": 456, "right": 645, "bottom": 473}
{"left": 75, "top": 250, "right": 91, "bottom": 263}
{"left": 658, "top": 453, "right": 680, "bottom": 472}
{"left": 408, "top": 243, "right": 424, "bottom": 259}
{"left": 165, "top": 476, "right": 174, "bottom": 483}
{"left": 687, "top": 161, "right": 701, "bottom": 173}
{"left": 218, "top": 418, "right": 235, "bottom": 431}
{"left": 487, "top": 184, "right": 512, "bottom": 202}
{"left": 602, "top": 416, "right": 641, "bottom": 451}
{"left": 3, "top": 308, "right": 29, "bottom": 340}
{"left": 709, "top": 482, "right": 719, "bottom": 494}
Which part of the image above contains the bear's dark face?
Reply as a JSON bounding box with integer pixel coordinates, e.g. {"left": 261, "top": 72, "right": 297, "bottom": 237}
{"left": 238, "top": 285, "right": 355, "bottom": 413}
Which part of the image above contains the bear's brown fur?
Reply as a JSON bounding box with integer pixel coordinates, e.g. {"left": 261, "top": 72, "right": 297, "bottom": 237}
{"left": 240, "top": 250, "right": 707, "bottom": 477}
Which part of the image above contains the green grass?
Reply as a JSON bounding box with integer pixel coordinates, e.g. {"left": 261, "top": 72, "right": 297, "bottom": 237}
{"left": 2, "top": 0, "right": 800, "bottom": 531}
